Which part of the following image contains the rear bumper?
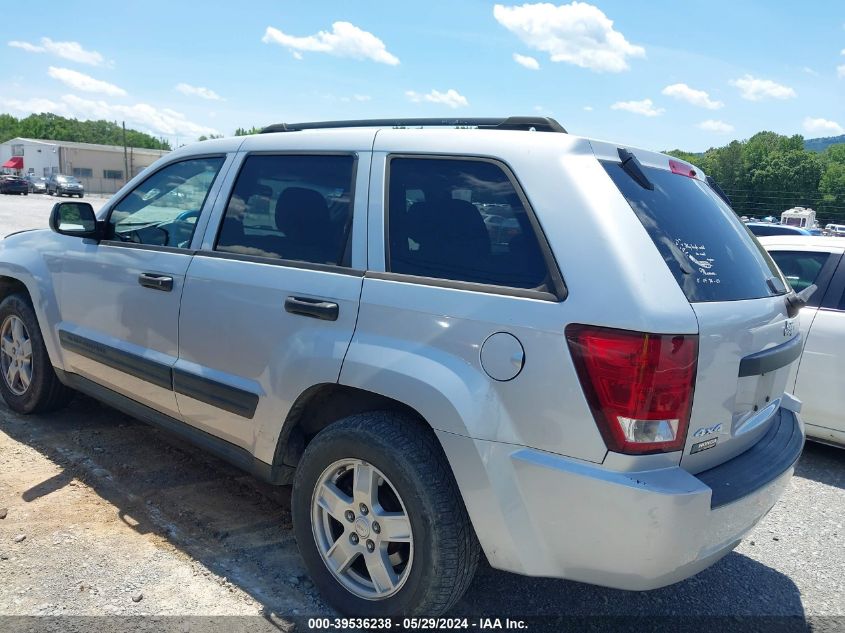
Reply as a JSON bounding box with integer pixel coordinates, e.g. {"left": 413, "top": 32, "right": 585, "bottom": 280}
{"left": 437, "top": 409, "right": 802, "bottom": 590}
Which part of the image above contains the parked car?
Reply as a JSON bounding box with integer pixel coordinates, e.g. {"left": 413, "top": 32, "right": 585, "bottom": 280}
{"left": 0, "top": 117, "right": 806, "bottom": 616}
{"left": 746, "top": 222, "right": 811, "bottom": 237}
{"left": 760, "top": 235, "right": 845, "bottom": 448}
{"left": 25, "top": 175, "right": 48, "bottom": 193}
{"left": 824, "top": 223, "right": 845, "bottom": 237}
{"left": 0, "top": 175, "right": 29, "bottom": 195}
{"left": 47, "top": 174, "right": 84, "bottom": 197}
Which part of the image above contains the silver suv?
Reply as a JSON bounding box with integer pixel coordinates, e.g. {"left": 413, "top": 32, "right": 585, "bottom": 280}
{"left": 0, "top": 117, "right": 806, "bottom": 617}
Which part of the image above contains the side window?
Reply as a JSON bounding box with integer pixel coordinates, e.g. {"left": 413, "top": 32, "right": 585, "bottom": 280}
{"left": 387, "top": 157, "right": 549, "bottom": 290}
{"left": 215, "top": 154, "right": 355, "bottom": 266}
{"left": 768, "top": 251, "right": 830, "bottom": 293}
{"left": 109, "top": 157, "right": 225, "bottom": 248}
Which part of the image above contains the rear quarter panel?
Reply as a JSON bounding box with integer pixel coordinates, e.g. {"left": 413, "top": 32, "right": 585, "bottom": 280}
{"left": 343, "top": 131, "right": 699, "bottom": 464}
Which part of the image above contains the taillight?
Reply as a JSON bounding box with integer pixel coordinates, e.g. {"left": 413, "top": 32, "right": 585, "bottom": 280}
{"left": 566, "top": 324, "right": 698, "bottom": 455}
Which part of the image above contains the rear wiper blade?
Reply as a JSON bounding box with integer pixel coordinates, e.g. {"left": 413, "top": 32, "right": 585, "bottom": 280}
{"left": 785, "top": 284, "right": 817, "bottom": 318}
{"left": 705, "top": 175, "right": 732, "bottom": 207}
{"left": 617, "top": 148, "right": 653, "bottom": 190}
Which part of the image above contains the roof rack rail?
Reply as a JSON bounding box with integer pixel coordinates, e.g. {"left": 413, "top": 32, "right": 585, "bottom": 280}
{"left": 260, "top": 116, "right": 567, "bottom": 134}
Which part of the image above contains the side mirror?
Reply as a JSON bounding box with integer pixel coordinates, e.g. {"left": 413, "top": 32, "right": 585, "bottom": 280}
{"left": 49, "top": 202, "right": 103, "bottom": 239}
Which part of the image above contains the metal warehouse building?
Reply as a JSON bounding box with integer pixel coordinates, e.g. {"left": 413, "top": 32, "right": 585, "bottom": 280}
{"left": 0, "top": 137, "right": 168, "bottom": 194}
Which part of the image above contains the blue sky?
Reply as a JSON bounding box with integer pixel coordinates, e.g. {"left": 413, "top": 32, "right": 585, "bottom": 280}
{"left": 1, "top": 0, "right": 843, "bottom": 151}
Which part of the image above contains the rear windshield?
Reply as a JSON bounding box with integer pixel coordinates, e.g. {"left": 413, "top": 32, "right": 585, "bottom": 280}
{"left": 603, "top": 161, "right": 787, "bottom": 302}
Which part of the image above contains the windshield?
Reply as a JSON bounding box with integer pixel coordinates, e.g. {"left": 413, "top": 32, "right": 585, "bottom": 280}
{"left": 58, "top": 176, "right": 80, "bottom": 183}
{"left": 603, "top": 161, "right": 788, "bottom": 302}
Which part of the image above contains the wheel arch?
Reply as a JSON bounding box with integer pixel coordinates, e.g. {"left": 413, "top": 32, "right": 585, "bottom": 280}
{"left": 0, "top": 276, "right": 31, "bottom": 304}
{"left": 273, "top": 383, "right": 428, "bottom": 471}
{"left": 0, "top": 249, "right": 66, "bottom": 371}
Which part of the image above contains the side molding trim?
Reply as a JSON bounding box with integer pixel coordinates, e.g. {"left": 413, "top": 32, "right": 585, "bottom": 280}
{"left": 58, "top": 329, "right": 259, "bottom": 419}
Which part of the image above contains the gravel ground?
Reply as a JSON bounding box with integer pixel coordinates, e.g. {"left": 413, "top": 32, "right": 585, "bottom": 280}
{"left": 0, "top": 191, "right": 109, "bottom": 236}
{"left": 0, "top": 194, "right": 843, "bottom": 628}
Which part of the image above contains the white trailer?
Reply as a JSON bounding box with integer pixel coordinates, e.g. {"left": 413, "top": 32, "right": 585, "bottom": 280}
{"left": 781, "top": 207, "right": 816, "bottom": 229}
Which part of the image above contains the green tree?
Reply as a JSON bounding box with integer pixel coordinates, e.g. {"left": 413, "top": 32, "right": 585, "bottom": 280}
{"left": 234, "top": 126, "right": 263, "bottom": 136}
{"left": 819, "top": 162, "right": 845, "bottom": 222}
{"left": 0, "top": 112, "right": 170, "bottom": 150}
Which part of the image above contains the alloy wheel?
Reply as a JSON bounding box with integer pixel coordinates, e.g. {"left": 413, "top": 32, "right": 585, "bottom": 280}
{"left": 311, "top": 458, "right": 414, "bottom": 600}
{"left": 0, "top": 315, "right": 33, "bottom": 396}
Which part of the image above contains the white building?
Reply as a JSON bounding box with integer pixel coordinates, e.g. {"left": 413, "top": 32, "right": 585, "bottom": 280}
{"left": 0, "top": 137, "right": 168, "bottom": 194}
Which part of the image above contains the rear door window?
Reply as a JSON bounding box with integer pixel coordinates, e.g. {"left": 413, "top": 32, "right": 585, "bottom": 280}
{"left": 603, "top": 161, "right": 787, "bottom": 302}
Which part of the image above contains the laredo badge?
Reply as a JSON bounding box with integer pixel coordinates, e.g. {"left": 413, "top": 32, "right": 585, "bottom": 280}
{"left": 691, "top": 437, "right": 719, "bottom": 454}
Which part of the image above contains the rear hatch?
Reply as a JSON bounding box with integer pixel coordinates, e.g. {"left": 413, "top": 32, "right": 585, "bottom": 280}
{"left": 598, "top": 144, "right": 800, "bottom": 473}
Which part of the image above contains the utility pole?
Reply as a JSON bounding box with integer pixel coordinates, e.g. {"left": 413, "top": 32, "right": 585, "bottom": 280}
{"left": 122, "top": 121, "right": 129, "bottom": 180}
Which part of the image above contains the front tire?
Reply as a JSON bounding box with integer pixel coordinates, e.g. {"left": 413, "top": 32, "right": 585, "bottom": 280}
{"left": 292, "top": 412, "right": 479, "bottom": 617}
{"left": 0, "top": 294, "right": 73, "bottom": 414}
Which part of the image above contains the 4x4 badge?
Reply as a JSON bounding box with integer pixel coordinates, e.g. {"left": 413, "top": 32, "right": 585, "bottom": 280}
{"left": 693, "top": 423, "right": 722, "bottom": 438}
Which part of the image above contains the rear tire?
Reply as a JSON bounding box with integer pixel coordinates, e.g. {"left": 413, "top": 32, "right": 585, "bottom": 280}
{"left": 292, "top": 412, "right": 479, "bottom": 617}
{"left": 0, "top": 294, "right": 73, "bottom": 414}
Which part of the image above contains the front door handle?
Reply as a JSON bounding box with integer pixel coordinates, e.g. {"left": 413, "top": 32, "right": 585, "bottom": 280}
{"left": 138, "top": 273, "right": 174, "bottom": 292}
{"left": 284, "top": 296, "right": 339, "bottom": 321}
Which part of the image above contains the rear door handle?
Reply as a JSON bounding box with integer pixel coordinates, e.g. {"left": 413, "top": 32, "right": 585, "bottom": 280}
{"left": 284, "top": 296, "right": 339, "bottom": 321}
{"left": 138, "top": 273, "right": 174, "bottom": 292}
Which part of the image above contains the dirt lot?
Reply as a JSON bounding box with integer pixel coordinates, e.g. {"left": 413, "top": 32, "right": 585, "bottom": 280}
{"left": 0, "top": 193, "right": 844, "bottom": 627}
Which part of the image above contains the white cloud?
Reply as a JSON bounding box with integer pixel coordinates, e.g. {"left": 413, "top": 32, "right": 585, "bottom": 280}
{"left": 48, "top": 67, "right": 126, "bottom": 97}
{"left": 838, "top": 65, "right": 845, "bottom": 78}
{"left": 8, "top": 37, "right": 109, "bottom": 66}
{"left": 802, "top": 66, "right": 819, "bottom": 76}
{"left": 405, "top": 89, "right": 469, "bottom": 109}
{"left": 493, "top": 2, "right": 645, "bottom": 73}
{"left": 610, "top": 98, "right": 664, "bottom": 117}
{"left": 60, "top": 95, "right": 217, "bottom": 137}
{"left": 730, "top": 75, "right": 796, "bottom": 101}
{"left": 262, "top": 21, "right": 399, "bottom": 65}
{"left": 803, "top": 117, "right": 844, "bottom": 136}
{"left": 513, "top": 53, "right": 540, "bottom": 70}
{"left": 340, "top": 94, "right": 372, "bottom": 102}
{"left": 697, "top": 119, "right": 734, "bottom": 133}
{"left": 0, "top": 93, "right": 215, "bottom": 137}
{"left": 583, "top": 105, "right": 593, "bottom": 111}
{"left": 8, "top": 40, "right": 44, "bottom": 53}
{"left": 0, "top": 96, "right": 69, "bottom": 117}
{"left": 661, "top": 83, "right": 723, "bottom": 109}
{"left": 175, "top": 83, "right": 223, "bottom": 101}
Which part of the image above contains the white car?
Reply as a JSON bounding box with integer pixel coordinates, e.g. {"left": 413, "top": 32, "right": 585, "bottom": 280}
{"left": 761, "top": 236, "right": 845, "bottom": 447}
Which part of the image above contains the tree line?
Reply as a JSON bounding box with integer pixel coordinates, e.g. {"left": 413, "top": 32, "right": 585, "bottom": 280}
{"left": 667, "top": 132, "right": 845, "bottom": 226}
{"left": 0, "top": 113, "right": 171, "bottom": 150}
